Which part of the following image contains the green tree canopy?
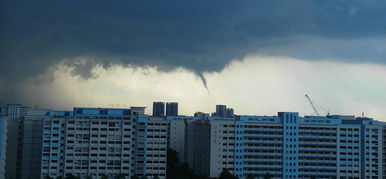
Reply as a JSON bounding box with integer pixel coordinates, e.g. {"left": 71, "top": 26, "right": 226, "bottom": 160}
{"left": 45, "top": 175, "right": 54, "bottom": 179}
{"left": 263, "top": 172, "right": 271, "bottom": 179}
{"left": 65, "top": 174, "right": 80, "bottom": 179}
{"left": 166, "top": 147, "right": 208, "bottom": 179}
{"left": 218, "top": 169, "right": 238, "bottom": 179}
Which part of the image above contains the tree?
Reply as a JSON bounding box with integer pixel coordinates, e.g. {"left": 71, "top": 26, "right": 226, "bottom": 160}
{"left": 246, "top": 174, "right": 254, "bottom": 179}
{"left": 101, "top": 174, "right": 109, "bottom": 179}
{"left": 167, "top": 148, "right": 180, "bottom": 171}
{"left": 45, "top": 175, "right": 54, "bottom": 179}
{"left": 118, "top": 173, "right": 128, "bottom": 179}
{"left": 218, "top": 169, "right": 238, "bottom": 179}
{"left": 153, "top": 176, "right": 160, "bottom": 179}
{"left": 166, "top": 147, "right": 208, "bottom": 179}
{"left": 263, "top": 172, "right": 271, "bottom": 179}
{"left": 65, "top": 174, "right": 80, "bottom": 179}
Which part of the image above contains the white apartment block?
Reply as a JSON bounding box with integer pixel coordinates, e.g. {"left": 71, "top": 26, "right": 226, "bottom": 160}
{"left": 40, "top": 107, "right": 167, "bottom": 179}
{"left": 169, "top": 112, "right": 386, "bottom": 179}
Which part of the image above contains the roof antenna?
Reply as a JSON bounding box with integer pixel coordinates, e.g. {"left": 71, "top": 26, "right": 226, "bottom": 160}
{"left": 362, "top": 112, "right": 364, "bottom": 118}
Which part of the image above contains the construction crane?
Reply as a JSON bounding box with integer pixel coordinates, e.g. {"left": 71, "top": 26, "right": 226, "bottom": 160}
{"left": 305, "top": 94, "right": 320, "bottom": 116}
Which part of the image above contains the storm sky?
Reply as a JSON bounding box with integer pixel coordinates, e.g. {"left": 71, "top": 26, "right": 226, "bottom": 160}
{"left": 1, "top": 0, "right": 386, "bottom": 119}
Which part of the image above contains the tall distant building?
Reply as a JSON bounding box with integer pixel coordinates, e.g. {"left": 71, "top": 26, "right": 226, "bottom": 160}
{"left": 166, "top": 102, "right": 178, "bottom": 116}
{"left": 226, "top": 108, "right": 234, "bottom": 118}
{"left": 152, "top": 102, "right": 165, "bottom": 117}
{"left": 215, "top": 105, "right": 227, "bottom": 117}
{"left": 214, "top": 105, "right": 234, "bottom": 118}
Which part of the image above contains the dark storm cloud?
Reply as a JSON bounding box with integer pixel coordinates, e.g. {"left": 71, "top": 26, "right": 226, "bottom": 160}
{"left": 1, "top": 0, "right": 386, "bottom": 84}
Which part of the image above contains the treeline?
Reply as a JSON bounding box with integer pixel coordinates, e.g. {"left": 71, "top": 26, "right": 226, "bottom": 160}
{"left": 40, "top": 148, "right": 272, "bottom": 179}
{"left": 166, "top": 148, "right": 271, "bottom": 179}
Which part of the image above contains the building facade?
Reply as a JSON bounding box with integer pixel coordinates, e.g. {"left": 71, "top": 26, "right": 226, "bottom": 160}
{"left": 152, "top": 102, "right": 165, "bottom": 117}
{"left": 40, "top": 107, "right": 167, "bottom": 179}
{"left": 0, "top": 116, "right": 7, "bottom": 178}
{"left": 3, "top": 102, "right": 386, "bottom": 179}
{"left": 1, "top": 104, "right": 31, "bottom": 179}
{"left": 213, "top": 105, "right": 234, "bottom": 118}
{"left": 17, "top": 109, "right": 48, "bottom": 179}
{"left": 167, "top": 116, "right": 197, "bottom": 163}
{"left": 169, "top": 112, "right": 386, "bottom": 179}
{"left": 165, "top": 102, "right": 178, "bottom": 116}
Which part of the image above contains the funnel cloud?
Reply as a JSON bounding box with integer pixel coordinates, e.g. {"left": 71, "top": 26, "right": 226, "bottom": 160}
{"left": 1, "top": 0, "right": 386, "bottom": 104}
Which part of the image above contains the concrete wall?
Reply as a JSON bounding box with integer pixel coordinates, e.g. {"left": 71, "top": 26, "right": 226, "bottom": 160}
{"left": 169, "top": 120, "right": 186, "bottom": 162}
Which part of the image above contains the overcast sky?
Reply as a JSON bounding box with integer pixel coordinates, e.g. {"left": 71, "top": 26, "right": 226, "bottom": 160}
{"left": 1, "top": 0, "right": 386, "bottom": 120}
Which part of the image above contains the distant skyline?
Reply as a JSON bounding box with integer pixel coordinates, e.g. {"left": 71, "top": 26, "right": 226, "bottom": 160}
{"left": 4, "top": 55, "right": 386, "bottom": 120}
{"left": 1, "top": 1, "right": 386, "bottom": 120}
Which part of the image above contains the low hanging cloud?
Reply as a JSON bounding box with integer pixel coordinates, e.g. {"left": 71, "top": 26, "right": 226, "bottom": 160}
{"left": 1, "top": 0, "right": 386, "bottom": 105}
{"left": 12, "top": 55, "right": 386, "bottom": 121}
{"left": 1, "top": 0, "right": 386, "bottom": 82}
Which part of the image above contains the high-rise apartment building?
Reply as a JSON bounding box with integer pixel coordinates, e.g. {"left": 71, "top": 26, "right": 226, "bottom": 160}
{"left": 166, "top": 102, "right": 178, "bottom": 116}
{"left": 167, "top": 116, "right": 198, "bottom": 163}
{"left": 214, "top": 105, "right": 234, "bottom": 118}
{"left": 152, "top": 102, "right": 165, "bottom": 117}
{"left": 40, "top": 107, "right": 167, "bottom": 179}
{"left": 383, "top": 125, "right": 386, "bottom": 177}
{"left": 0, "top": 116, "right": 7, "bottom": 178}
{"left": 168, "top": 112, "right": 386, "bottom": 179}
{"left": 215, "top": 105, "right": 227, "bottom": 118}
{"left": 17, "top": 109, "right": 48, "bottom": 179}
{"left": 0, "top": 104, "right": 31, "bottom": 179}
{"left": 3, "top": 102, "right": 386, "bottom": 179}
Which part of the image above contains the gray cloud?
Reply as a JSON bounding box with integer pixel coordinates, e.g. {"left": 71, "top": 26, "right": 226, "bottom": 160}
{"left": 1, "top": 0, "right": 386, "bottom": 102}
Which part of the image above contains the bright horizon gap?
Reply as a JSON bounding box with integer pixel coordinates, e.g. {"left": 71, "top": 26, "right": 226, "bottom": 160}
{"left": 11, "top": 55, "right": 386, "bottom": 121}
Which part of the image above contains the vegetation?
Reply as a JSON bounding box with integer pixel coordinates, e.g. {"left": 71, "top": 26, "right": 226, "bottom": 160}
{"left": 218, "top": 169, "right": 238, "bottom": 179}
{"left": 167, "top": 148, "right": 207, "bottom": 179}
{"left": 47, "top": 148, "right": 243, "bottom": 179}
{"left": 44, "top": 176, "right": 53, "bottom": 179}
{"left": 263, "top": 172, "right": 271, "bottom": 179}
{"left": 246, "top": 174, "right": 254, "bottom": 179}
{"left": 65, "top": 174, "right": 80, "bottom": 179}
{"left": 118, "top": 173, "right": 128, "bottom": 179}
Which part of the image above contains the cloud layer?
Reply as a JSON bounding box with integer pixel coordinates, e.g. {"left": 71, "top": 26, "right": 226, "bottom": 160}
{"left": 1, "top": 0, "right": 386, "bottom": 83}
